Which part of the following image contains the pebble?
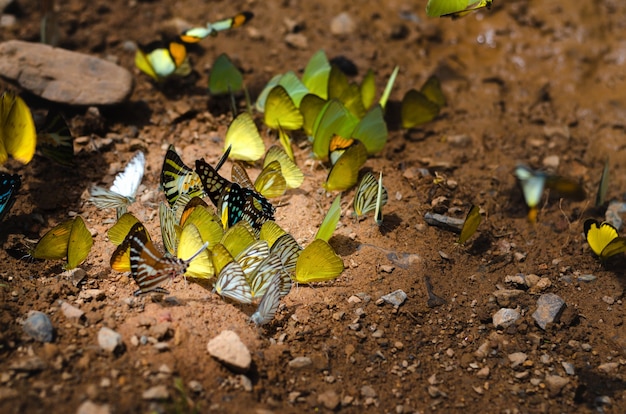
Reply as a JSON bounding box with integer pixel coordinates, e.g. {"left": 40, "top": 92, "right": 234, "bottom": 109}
{"left": 542, "top": 155, "right": 560, "bottom": 169}
{"left": 532, "top": 293, "right": 566, "bottom": 330}
{"left": 60, "top": 301, "right": 85, "bottom": 321}
{"left": 492, "top": 308, "right": 520, "bottom": 329}
{"left": 142, "top": 385, "right": 169, "bottom": 400}
{"left": 380, "top": 290, "right": 407, "bottom": 307}
{"left": 492, "top": 289, "right": 524, "bottom": 307}
{"left": 284, "top": 33, "right": 308, "bottom": 49}
{"left": 508, "top": 352, "right": 527, "bottom": 368}
{"left": 67, "top": 268, "right": 87, "bottom": 287}
{"left": 476, "top": 366, "right": 490, "bottom": 379}
{"left": 597, "top": 362, "right": 619, "bottom": 373}
{"left": 545, "top": 375, "right": 569, "bottom": 397}
{"left": 97, "top": 327, "right": 124, "bottom": 354}
{"left": 347, "top": 295, "right": 362, "bottom": 304}
{"left": 360, "top": 385, "right": 377, "bottom": 398}
{"left": 76, "top": 400, "right": 111, "bottom": 414}
{"left": 446, "top": 134, "right": 472, "bottom": 148}
{"left": 9, "top": 356, "right": 45, "bottom": 373}
{"left": 188, "top": 380, "right": 203, "bottom": 393}
{"left": 562, "top": 362, "right": 575, "bottom": 375}
{"left": 207, "top": 330, "right": 251, "bottom": 373}
{"left": 288, "top": 356, "right": 312, "bottom": 369}
{"left": 79, "top": 289, "right": 106, "bottom": 301}
{"left": 240, "top": 375, "right": 253, "bottom": 392}
{"left": 0, "top": 40, "right": 132, "bottom": 105}
{"left": 317, "top": 390, "right": 340, "bottom": 410}
{"left": 23, "top": 311, "right": 55, "bottom": 343}
{"left": 330, "top": 12, "right": 355, "bottom": 36}
{"left": 379, "top": 265, "right": 395, "bottom": 273}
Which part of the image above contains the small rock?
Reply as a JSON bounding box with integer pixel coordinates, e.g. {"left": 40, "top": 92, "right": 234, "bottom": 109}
{"left": 9, "top": 356, "right": 45, "bottom": 373}
{"left": 602, "top": 296, "right": 615, "bottom": 305}
{"left": 76, "top": 400, "right": 111, "bottom": 414}
{"left": 142, "top": 385, "right": 169, "bottom": 400}
{"left": 379, "top": 265, "right": 395, "bottom": 273}
{"left": 330, "top": 12, "right": 355, "bottom": 36}
{"left": 347, "top": 295, "right": 362, "bottom": 304}
{"left": 492, "top": 289, "right": 524, "bottom": 307}
{"left": 60, "top": 301, "right": 85, "bottom": 321}
{"left": 545, "top": 375, "right": 569, "bottom": 397}
{"left": 0, "top": 40, "right": 132, "bottom": 105}
{"left": 476, "top": 366, "right": 490, "bottom": 379}
{"left": 188, "top": 380, "right": 203, "bottom": 393}
{"left": 23, "top": 311, "right": 55, "bottom": 343}
{"left": 67, "top": 268, "right": 87, "bottom": 287}
{"left": 360, "top": 385, "right": 377, "bottom": 398}
{"left": 240, "top": 375, "right": 252, "bottom": 392}
{"left": 207, "top": 330, "right": 251, "bottom": 373}
{"left": 288, "top": 356, "right": 312, "bottom": 369}
{"left": 446, "top": 134, "right": 472, "bottom": 148}
{"left": 380, "top": 290, "right": 407, "bottom": 307}
{"left": 79, "top": 289, "right": 105, "bottom": 301}
{"left": 562, "top": 362, "right": 575, "bottom": 376}
{"left": 492, "top": 308, "right": 520, "bottom": 329}
{"left": 542, "top": 155, "right": 560, "bottom": 169}
{"left": 284, "top": 33, "right": 308, "bottom": 49}
{"left": 532, "top": 293, "right": 566, "bottom": 330}
{"left": 598, "top": 362, "right": 619, "bottom": 373}
{"left": 98, "top": 327, "right": 124, "bottom": 354}
{"left": 318, "top": 389, "right": 340, "bottom": 410}
{"left": 508, "top": 352, "right": 527, "bottom": 368}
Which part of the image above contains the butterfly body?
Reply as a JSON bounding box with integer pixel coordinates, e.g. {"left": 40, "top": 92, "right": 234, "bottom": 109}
{"left": 161, "top": 145, "right": 206, "bottom": 207}
{"left": 90, "top": 152, "right": 145, "bottom": 217}
{"left": 0, "top": 172, "right": 21, "bottom": 222}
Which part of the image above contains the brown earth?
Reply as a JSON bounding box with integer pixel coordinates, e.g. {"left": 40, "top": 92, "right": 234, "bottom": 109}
{"left": 1, "top": 0, "right": 625, "bottom": 413}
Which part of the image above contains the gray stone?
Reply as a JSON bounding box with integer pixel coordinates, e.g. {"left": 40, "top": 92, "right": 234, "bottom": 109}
{"left": 284, "top": 33, "right": 308, "bottom": 50}
{"left": 562, "top": 362, "right": 575, "bottom": 375}
{"left": 207, "top": 330, "right": 251, "bottom": 373}
{"left": 288, "top": 356, "right": 312, "bottom": 369}
{"left": 532, "top": 293, "right": 566, "bottom": 330}
{"left": 381, "top": 290, "right": 407, "bottom": 307}
{"left": 330, "top": 12, "right": 356, "bottom": 36}
{"left": 360, "top": 385, "right": 377, "bottom": 398}
{"left": 492, "top": 289, "right": 524, "bottom": 307}
{"left": 492, "top": 308, "right": 520, "bottom": 329}
{"left": 98, "top": 327, "right": 124, "bottom": 354}
{"left": 142, "top": 385, "right": 169, "bottom": 400}
{"left": 0, "top": 40, "right": 132, "bottom": 105}
{"left": 23, "top": 311, "right": 54, "bottom": 343}
{"left": 60, "top": 301, "right": 85, "bottom": 321}
{"left": 76, "top": 400, "right": 111, "bottom": 414}
{"left": 508, "top": 352, "right": 527, "bottom": 368}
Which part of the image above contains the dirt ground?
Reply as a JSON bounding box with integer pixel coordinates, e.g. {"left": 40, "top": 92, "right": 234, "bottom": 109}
{"left": 1, "top": 0, "right": 625, "bottom": 412}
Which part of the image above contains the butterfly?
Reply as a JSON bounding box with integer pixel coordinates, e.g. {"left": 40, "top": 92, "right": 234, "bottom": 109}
{"left": 302, "top": 49, "right": 331, "bottom": 100}
{"left": 208, "top": 53, "right": 244, "bottom": 96}
{"left": 583, "top": 219, "right": 626, "bottom": 261}
{"left": 179, "top": 197, "right": 224, "bottom": 249}
{"left": 30, "top": 216, "right": 93, "bottom": 270}
{"left": 270, "top": 233, "right": 302, "bottom": 276}
{"left": 129, "top": 231, "right": 209, "bottom": 295}
{"left": 218, "top": 182, "right": 276, "bottom": 233}
{"left": 177, "top": 223, "right": 213, "bottom": 279}
{"left": 426, "top": 0, "right": 493, "bottom": 18}
{"left": 179, "top": 11, "right": 254, "bottom": 43}
{"left": 160, "top": 145, "right": 206, "bottom": 207}
{"left": 214, "top": 260, "right": 253, "bottom": 304}
{"left": 595, "top": 159, "right": 609, "bottom": 207}
{"left": 264, "top": 145, "right": 304, "bottom": 189}
{"left": 247, "top": 253, "right": 291, "bottom": 299}
{"left": 256, "top": 71, "right": 309, "bottom": 112}
{"left": 221, "top": 221, "right": 257, "bottom": 258}
{"left": 135, "top": 39, "right": 191, "bottom": 82}
{"left": 0, "top": 172, "right": 21, "bottom": 223}
{"left": 315, "top": 195, "right": 341, "bottom": 242}
{"left": 223, "top": 112, "right": 265, "bottom": 162}
{"left": 110, "top": 220, "right": 150, "bottom": 272}
{"left": 250, "top": 270, "right": 284, "bottom": 326}
{"left": 260, "top": 220, "right": 288, "bottom": 246}
{"left": 374, "top": 172, "right": 386, "bottom": 226}
{"left": 194, "top": 158, "right": 232, "bottom": 207}
{"left": 327, "top": 65, "right": 367, "bottom": 119}
{"left": 159, "top": 201, "right": 180, "bottom": 256}
{"left": 264, "top": 85, "right": 303, "bottom": 131}
{"left": 311, "top": 99, "right": 359, "bottom": 161}
{"left": 294, "top": 239, "right": 344, "bottom": 284}
{"left": 231, "top": 161, "right": 287, "bottom": 199}
{"left": 299, "top": 93, "right": 326, "bottom": 136}
{"left": 514, "top": 164, "right": 586, "bottom": 223}
{"left": 457, "top": 205, "right": 481, "bottom": 244}
{"left": 0, "top": 91, "right": 36, "bottom": 165}
{"left": 353, "top": 172, "right": 388, "bottom": 220}
{"left": 36, "top": 109, "right": 74, "bottom": 166}
{"left": 324, "top": 137, "right": 368, "bottom": 192}
{"left": 90, "top": 151, "right": 145, "bottom": 217}
{"left": 401, "top": 76, "right": 446, "bottom": 129}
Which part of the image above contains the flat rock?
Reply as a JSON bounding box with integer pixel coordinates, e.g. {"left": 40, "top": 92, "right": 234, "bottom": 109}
{"left": 288, "top": 356, "right": 312, "bottom": 369}
{"left": 23, "top": 311, "right": 54, "bottom": 343}
{"left": 207, "top": 330, "right": 251, "bottom": 373}
{"left": 98, "top": 327, "right": 124, "bottom": 354}
{"left": 381, "top": 290, "right": 407, "bottom": 307}
{"left": 142, "top": 385, "right": 169, "bottom": 400}
{"left": 318, "top": 390, "right": 340, "bottom": 410}
{"left": 545, "top": 375, "right": 569, "bottom": 397}
{"left": 0, "top": 40, "right": 132, "bottom": 105}
{"left": 532, "top": 293, "right": 566, "bottom": 330}
{"left": 492, "top": 308, "right": 520, "bottom": 329}
{"left": 60, "top": 301, "right": 85, "bottom": 321}
{"left": 330, "top": 12, "right": 356, "bottom": 36}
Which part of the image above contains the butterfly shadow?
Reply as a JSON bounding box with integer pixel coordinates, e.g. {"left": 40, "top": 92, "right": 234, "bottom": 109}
{"left": 330, "top": 234, "right": 359, "bottom": 257}
{"left": 462, "top": 232, "right": 493, "bottom": 256}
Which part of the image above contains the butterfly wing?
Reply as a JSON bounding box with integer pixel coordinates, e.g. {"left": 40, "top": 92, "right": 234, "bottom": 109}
{"left": 209, "top": 53, "right": 243, "bottom": 95}
{"left": 255, "top": 161, "right": 287, "bottom": 199}
{"left": 110, "top": 222, "right": 150, "bottom": 272}
{"left": 584, "top": 219, "right": 618, "bottom": 257}
{"left": 31, "top": 218, "right": 74, "bottom": 260}
{"left": 302, "top": 49, "right": 331, "bottom": 100}
{"left": 264, "top": 85, "right": 303, "bottom": 131}
{"left": 224, "top": 112, "right": 265, "bottom": 162}
{"left": 264, "top": 145, "right": 304, "bottom": 189}
{"left": 401, "top": 89, "right": 441, "bottom": 129}
{"left": 195, "top": 158, "right": 232, "bottom": 207}
{"left": 324, "top": 140, "right": 368, "bottom": 192}
{"left": 0, "top": 173, "right": 20, "bottom": 222}
{"left": 0, "top": 92, "right": 36, "bottom": 165}
{"left": 457, "top": 205, "right": 482, "bottom": 244}
{"left": 315, "top": 195, "right": 341, "bottom": 242}
{"left": 353, "top": 172, "right": 379, "bottom": 217}
{"left": 270, "top": 233, "right": 302, "bottom": 276}
{"left": 295, "top": 239, "right": 344, "bottom": 284}
{"left": 161, "top": 145, "right": 206, "bottom": 206}
{"left": 110, "top": 152, "right": 145, "bottom": 199}
{"left": 66, "top": 216, "right": 93, "bottom": 270}
{"left": 214, "top": 260, "right": 252, "bottom": 304}
{"left": 250, "top": 271, "right": 283, "bottom": 326}
{"left": 178, "top": 223, "right": 213, "bottom": 279}
{"left": 351, "top": 104, "right": 388, "bottom": 155}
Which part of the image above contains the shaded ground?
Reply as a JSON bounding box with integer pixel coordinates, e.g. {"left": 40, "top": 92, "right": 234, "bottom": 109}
{"left": 1, "top": 0, "right": 625, "bottom": 412}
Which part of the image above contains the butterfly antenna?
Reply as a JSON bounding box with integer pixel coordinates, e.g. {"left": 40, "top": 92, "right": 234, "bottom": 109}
{"left": 243, "top": 85, "right": 252, "bottom": 114}
{"left": 228, "top": 85, "right": 237, "bottom": 117}
{"left": 215, "top": 145, "right": 232, "bottom": 172}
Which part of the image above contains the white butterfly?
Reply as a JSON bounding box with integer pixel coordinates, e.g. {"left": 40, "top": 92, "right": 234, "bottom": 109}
{"left": 90, "top": 152, "right": 145, "bottom": 216}
{"left": 250, "top": 271, "right": 283, "bottom": 326}
{"left": 214, "top": 260, "right": 253, "bottom": 304}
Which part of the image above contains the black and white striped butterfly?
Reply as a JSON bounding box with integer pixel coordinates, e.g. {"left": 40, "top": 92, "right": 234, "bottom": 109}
{"left": 353, "top": 171, "right": 388, "bottom": 220}
{"left": 250, "top": 271, "right": 283, "bottom": 326}
{"left": 129, "top": 230, "right": 208, "bottom": 296}
{"left": 90, "top": 152, "right": 145, "bottom": 217}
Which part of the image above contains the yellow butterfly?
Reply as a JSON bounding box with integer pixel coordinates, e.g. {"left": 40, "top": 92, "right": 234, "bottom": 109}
{"left": 302, "top": 49, "right": 331, "bottom": 100}
{"left": 294, "top": 239, "right": 344, "bottom": 284}
{"left": 178, "top": 223, "right": 213, "bottom": 279}
{"left": 264, "top": 85, "right": 303, "bottom": 131}
{"left": 208, "top": 53, "right": 243, "bottom": 96}
{"left": 135, "top": 40, "right": 191, "bottom": 82}
{"left": 264, "top": 145, "right": 304, "bottom": 189}
{"left": 259, "top": 220, "right": 288, "bottom": 248}
{"left": 583, "top": 219, "right": 626, "bottom": 261}
{"left": 401, "top": 76, "right": 446, "bottom": 129}
{"left": 224, "top": 112, "right": 265, "bottom": 162}
{"left": 457, "top": 205, "right": 481, "bottom": 244}
{"left": 315, "top": 195, "right": 341, "bottom": 242}
{"left": 31, "top": 216, "right": 93, "bottom": 270}
{"left": 0, "top": 91, "right": 36, "bottom": 165}
{"left": 324, "top": 137, "right": 367, "bottom": 192}
{"left": 426, "top": 0, "right": 493, "bottom": 19}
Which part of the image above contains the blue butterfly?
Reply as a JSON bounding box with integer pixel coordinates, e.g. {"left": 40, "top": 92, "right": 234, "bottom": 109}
{"left": 0, "top": 173, "right": 21, "bottom": 222}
